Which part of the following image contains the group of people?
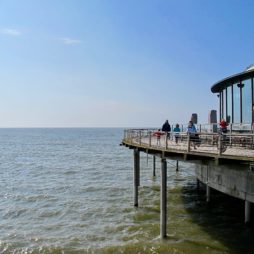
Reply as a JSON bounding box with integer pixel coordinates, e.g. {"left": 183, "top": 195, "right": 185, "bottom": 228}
{"left": 154, "top": 118, "right": 228, "bottom": 148}
{"left": 161, "top": 119, "right": 195, "bottom": 145}
{"left": 154, "top": 120, "right": 181, "bottom": 145}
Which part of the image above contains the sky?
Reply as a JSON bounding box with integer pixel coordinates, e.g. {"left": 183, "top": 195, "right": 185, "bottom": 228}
{"left": 0, "top": 0, "right": 254, "bottom": 128}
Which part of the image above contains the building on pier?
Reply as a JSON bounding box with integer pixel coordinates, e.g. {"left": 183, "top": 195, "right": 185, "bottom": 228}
{"left": 211, "top": 64, "right": 254, "bottom": 124}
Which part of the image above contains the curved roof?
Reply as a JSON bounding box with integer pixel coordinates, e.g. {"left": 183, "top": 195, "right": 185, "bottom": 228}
{"left": 246, "top": 63, "right": 254, "bottom": 71}
{"left": 211, "top": 68, "right": 254, "bottom": 93}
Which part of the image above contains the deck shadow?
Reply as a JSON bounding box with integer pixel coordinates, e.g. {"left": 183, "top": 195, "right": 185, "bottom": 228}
{"left": 180, "top": 182, "right": 254, "bottom": 254}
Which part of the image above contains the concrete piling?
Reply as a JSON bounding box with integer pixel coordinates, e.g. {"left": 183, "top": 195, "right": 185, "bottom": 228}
{"left": 160, "top": 157, "right": 167, "bottom": 238}
{"left": 133, "top": 149, "right": 140, "bottom": 207}
{"left": 245, "top": 200, "right": 251, "bottom": 224}
{"left": 153, "top": 155, "right": 156, "bottom": 177}
{"left": 206, "top": 185, "right": 211, "bottom": 202}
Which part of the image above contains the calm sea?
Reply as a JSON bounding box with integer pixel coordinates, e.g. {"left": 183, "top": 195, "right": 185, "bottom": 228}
{"left": 0, "top": 128, "right": 253, "bottom": 254}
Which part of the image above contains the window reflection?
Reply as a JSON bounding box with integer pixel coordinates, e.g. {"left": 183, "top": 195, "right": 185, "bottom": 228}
{"left": 223, "top": 89, "right": 227, "bottom": 119}
{"left": 227, "top": 85, "right": 232, "bottom": 123}
{"left": 233, "top": 83, "right": 240, "bottom": 123}
{"left": 242, "top": 79, "right": 252, "bottom": 123}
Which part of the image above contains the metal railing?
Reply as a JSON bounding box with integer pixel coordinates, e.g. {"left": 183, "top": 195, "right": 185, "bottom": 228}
{"left": 123, "top": 123, "right": 254, "bottom": 158}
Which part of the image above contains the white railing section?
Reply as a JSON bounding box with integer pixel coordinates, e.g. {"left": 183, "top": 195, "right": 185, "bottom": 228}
{"left": 123, "top": 123, "right": 254, "bottom": 158}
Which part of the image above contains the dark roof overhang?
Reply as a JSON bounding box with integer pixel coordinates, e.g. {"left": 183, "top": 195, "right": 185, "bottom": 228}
{"left": 211, "top": 69, "right": 254, "bottom": 93}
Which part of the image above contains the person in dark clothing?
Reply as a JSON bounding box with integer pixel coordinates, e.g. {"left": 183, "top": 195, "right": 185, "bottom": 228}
{"left": 162, "top": 120, "right": 171, "bottom": 139}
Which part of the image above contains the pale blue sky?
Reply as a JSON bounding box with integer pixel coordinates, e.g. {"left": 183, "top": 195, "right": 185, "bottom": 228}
{"left": 0, "top": 0, "right": 253, "bottom": 127}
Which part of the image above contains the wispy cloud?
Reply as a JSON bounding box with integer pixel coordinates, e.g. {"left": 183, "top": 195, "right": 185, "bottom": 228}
{"left": 61, "top": 37, "right": 81, "bottom": 45}
{"left": 1, "top": 28, "right": 21, "bottom": 36}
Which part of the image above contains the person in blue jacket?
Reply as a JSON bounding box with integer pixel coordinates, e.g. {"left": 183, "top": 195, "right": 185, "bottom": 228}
{"left": 187, "top": 120, "right": 196, "bottom": 133}
{"left": 173, "top": 123, "right": 181, "bottom": 144}
{"left": 186, "top": 121, "right": 199, "bottom": 149}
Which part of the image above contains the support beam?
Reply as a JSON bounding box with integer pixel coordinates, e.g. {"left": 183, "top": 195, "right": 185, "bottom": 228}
{"left": 245, "top": 200, "right": 251, "bottom": 224}
{"left": 133, "top": 149, "right": 140, "bottom": 207}
{"left": 160, "top": 157, "right": 167, "bottom": 238}
{"left": 176, "top": 160, "right": 179, "bottom": 172}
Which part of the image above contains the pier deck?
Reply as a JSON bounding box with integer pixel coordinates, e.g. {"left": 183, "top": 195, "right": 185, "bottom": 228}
{"left": 122, "top": 129, "right": 254, "bottom": 163}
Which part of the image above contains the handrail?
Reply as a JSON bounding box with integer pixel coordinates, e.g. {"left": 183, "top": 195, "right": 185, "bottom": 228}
{"left": 122, "top": 127, "right": 254, "bottom": 159}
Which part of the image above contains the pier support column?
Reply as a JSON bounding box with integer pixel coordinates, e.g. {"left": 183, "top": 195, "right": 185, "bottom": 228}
{"left": 196, "top": 178, "right": 200, "bottom": 190}
{"left": 176, "top": 160, "right": 179, "bottom": 172}
{"left": 206, "top": 165, "right": 210, "bottom": 202}
{"left": 245, "top": 201, "right": 251, "bottom": 224}
{"left": 160, "top": 157, "right": 167, "bottom": 238}
{"left": 206, "top": 185, "right": 210, "bottom": 203}
{"left": 133, "top": 149, "right": 140, "bottom": 207}
{"left": 153, "top": 155, "right": 156, "bottom": 177}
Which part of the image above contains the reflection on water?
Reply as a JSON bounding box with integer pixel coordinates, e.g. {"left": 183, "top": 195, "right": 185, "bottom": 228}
{"left": 100, "top": 183, "right": 254, "bottom": 254}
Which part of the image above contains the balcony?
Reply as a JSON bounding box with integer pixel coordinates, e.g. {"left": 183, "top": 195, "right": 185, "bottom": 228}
{"left": 122, "top": 123, "right": 254, "bottom": 162}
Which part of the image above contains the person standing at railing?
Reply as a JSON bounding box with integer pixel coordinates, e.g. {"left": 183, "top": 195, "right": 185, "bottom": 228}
{"left": 173, "top": 123, "right": 181, "bottom": 144}
{"left": 219, "top": 118, "right": 228, "bottom": 133}
{"left": 153, "top": 129, "right": 164, "bottom": 146}
{"left": 186, "top": 121, "right": 198, "bottom": 149}
{"left": 162, "top": 120, "right": 171, "bottom": 139}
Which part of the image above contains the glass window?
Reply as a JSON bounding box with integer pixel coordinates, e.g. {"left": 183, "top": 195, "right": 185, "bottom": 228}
{"left": 242, "top": 78, "right": 252, "bottom": 123}
{"left": 227, "top": 85, "right": 232, "bottom": 123}
{"left": 233, "top": 83, "right": 240, "bottom": 123}
{"left": 223, "top": 89, "right": 227, "bottom": 119}
{"left": 220, "top": 91, "right": 223, "bottom": 120}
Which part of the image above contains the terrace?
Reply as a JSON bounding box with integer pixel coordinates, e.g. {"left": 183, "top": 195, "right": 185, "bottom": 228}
{"left": 122, "top": 123, "right": 254, "bottom": 162}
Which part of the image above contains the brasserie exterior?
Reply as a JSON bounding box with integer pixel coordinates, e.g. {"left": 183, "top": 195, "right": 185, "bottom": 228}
{"left": 211, "top": 64, "right": 254, "bottom": 124}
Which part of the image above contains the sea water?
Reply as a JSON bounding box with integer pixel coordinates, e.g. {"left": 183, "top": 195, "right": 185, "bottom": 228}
{"left": 0, "top": 128, "right": 253, "bottom": 254}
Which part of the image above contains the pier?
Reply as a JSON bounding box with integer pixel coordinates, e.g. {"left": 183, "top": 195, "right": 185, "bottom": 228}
{"left": 122, "top": 125, "right": 254, "bottom": 238}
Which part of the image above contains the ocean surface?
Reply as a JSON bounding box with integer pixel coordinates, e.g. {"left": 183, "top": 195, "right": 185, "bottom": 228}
{"left": 0, "top": 128, "right": 254, "bottom": 254}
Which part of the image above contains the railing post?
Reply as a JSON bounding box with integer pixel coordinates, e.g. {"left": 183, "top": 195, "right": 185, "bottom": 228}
{"left": 229, "top": 124, "right": 232, "bottom": 146}
{"left": 211, "top": 131, "right": 215, "bottom": 145}
{"left": 187, "top": 133, "right": 191, "bottom": 152}
{"left": 149, "top": 131, "right": 152, "bottom": 147}
{"left": 252, "top": 124, "right": 254, "bottom": 148}
{"left": 218, "top": 134, "right": 222, "bottom": 155}
{"left": 139, "top": 130, "right": 142, "bottom": 145}
{"left": 165, "top": 133, "right": 168, "bottom": 149}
